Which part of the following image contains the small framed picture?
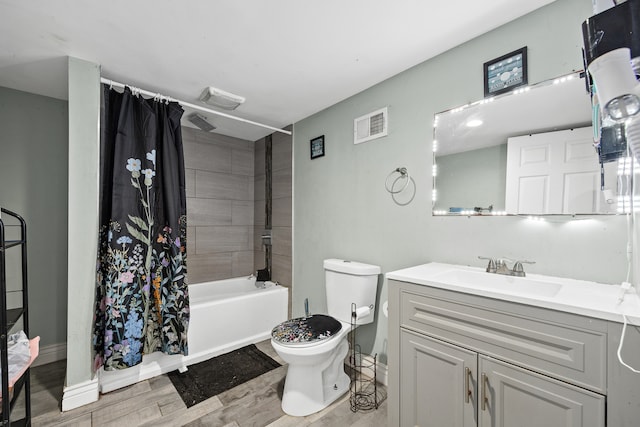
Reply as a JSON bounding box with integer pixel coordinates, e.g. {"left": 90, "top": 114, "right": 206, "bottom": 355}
{"left": 483, "top": 47, "right": 528, "bottom": 97}
{"left": 310, "top": 135, "right": 325, "bottom": 159}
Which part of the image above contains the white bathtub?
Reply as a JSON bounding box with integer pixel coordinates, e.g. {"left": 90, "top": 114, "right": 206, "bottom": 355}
{"left": 99, "top": 277, "right": 288, "bottom": 393}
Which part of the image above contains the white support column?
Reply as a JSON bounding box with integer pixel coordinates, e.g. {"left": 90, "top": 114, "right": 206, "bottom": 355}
{"left": 63, "top": 56, "right": 101, "bottom": 411}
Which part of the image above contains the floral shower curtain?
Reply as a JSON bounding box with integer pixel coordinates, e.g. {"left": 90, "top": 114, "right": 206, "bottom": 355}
{"left": 93, "top": 85, "right": 189, "bottom": 370}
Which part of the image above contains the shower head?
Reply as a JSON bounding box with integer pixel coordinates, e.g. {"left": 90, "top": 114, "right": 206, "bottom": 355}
{"left": 187, "top": 112, "right": 216, "bottom": 132}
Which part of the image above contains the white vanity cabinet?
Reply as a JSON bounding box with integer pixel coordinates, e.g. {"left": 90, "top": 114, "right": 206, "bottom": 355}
{"left": 389, "top": 279, "right": 608, "bottom": 427}
{"left": 400, "top": 331, "right": 604, "bottom": 427}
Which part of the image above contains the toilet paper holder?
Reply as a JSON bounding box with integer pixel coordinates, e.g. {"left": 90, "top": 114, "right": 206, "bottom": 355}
{"left": 349, "top": 303, "right": 385, "bottom": 412}
{"left": 354, "top": 304, "right": 373, "bottom": 320}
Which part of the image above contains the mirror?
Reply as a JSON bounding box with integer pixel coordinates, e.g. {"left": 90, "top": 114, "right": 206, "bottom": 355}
{"left": 432, "top": 71, "right": 623, "bottom": 216}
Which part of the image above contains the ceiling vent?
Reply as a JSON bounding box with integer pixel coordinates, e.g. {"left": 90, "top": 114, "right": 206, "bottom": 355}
{"left": 199, "top": 86, "right": 246, "bottom": 110}
{"left": 354, "top": 107, "right": 388, "bottom": 144}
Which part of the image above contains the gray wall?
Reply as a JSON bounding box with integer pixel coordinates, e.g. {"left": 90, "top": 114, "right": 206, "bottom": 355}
{"left": 254, "top": 128, "right": 293, "bottom": 289}
{"left": 270, "top": 130, "right": 293, "bottom": 289}
{"left": 293, "top": 0, "right": 628, "bottom": 364}
{"left": 434, "top": 144, "right": 507, "bottom": 212}
{"left": 0, "top": 86, "right": 68, "bottom": 348}
{"left": 184, "top": 125, "right": 293, "bottom": 288}
{"left": 183, "top": 127, "right": 255, "bottom": 284}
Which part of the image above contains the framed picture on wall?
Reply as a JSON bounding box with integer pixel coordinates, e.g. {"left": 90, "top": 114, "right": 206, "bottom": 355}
{"left": 310, "top": 135, "right": 325, "bottom": 159}
{"left": 483, "top": 47, "right": 528, "bottom": 97}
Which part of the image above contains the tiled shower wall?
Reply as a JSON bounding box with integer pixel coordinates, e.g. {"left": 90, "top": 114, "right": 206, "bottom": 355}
{"left": 183, "top": 125, "right": 292, "bottom": 288}
{"left": 254, "top": 127, "right": 293, "bottom": 288}
{"left": 183, "top": 127, "right": 255, "bottom": 284}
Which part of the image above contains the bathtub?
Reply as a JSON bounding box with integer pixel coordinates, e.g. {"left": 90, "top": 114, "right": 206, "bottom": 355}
{"left": 99, "top": 277, "right": 288, "bottom": 393}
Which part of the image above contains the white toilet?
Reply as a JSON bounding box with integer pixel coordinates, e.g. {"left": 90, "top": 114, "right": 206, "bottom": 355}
{"left": 271, "top": 258, "right": 381, "bottom": 416}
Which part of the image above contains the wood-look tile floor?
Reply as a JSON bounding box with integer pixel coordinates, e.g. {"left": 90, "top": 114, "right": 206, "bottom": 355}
{"left": 21, "top": 340, "right": 388, "bottom": 426}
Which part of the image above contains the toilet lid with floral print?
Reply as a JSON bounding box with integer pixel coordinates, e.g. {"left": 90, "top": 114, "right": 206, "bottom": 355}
{"left": 271, "top": 314, "right": 342, "bottom": 345}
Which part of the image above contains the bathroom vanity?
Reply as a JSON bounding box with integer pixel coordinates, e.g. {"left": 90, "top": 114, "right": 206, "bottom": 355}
{"left": 387, "top": 263, "right": 640, "bottom": 427}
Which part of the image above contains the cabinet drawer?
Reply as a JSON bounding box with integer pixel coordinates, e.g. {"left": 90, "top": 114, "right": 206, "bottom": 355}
{"left": 401, "top": 290, "right": 607, "bottom": 392}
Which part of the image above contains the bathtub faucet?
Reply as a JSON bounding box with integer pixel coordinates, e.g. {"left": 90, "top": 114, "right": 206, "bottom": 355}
{"left": 256, "top": 268, "right": 271, "bottom": 281}
{"left": 248, "top": 273, "right": 265, "bottom": 288}
{"left": 253, "top": 268, "right": 271, "bottom": 288}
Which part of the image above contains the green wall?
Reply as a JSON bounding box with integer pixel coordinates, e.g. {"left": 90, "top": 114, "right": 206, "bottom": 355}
{"left": 0, "top": 86, "right": 68, "bottom": 348}
{"left": 293, "top": 0, "right": 628, "bottom": 364}
{"left": 434, "top": 144, "right": 507, "bottom": 213}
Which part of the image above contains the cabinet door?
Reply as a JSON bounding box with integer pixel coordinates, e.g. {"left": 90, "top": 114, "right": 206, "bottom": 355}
{"left": 478, "top": 356, "right": 605, "bottom": 427}
{"left": 400, "top": 330, "right": 477, "bottom": 427}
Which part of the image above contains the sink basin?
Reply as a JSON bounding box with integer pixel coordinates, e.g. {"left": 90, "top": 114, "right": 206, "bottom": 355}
{"left": 387, "top": 262, "right": 640, "bottom": 325}
{"left": 431, "top": 269, "right": 562, "bottom": 298}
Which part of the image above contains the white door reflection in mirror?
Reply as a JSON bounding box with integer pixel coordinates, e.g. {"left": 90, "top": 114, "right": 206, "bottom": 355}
{"left": 505, "top": 127, "right": 617, "bottom": 214}
{"left": 429, "top": 71, "right": 624, "bottom": 216}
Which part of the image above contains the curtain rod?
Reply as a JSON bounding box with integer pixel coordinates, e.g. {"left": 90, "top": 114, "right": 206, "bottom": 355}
{"left": 100, "top": 77, "right": 292, "bottom": 136}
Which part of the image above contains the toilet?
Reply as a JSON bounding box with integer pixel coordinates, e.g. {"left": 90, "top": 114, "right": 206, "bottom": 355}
{"left": 271, "top": 258, "right": 381, "bottom": 416}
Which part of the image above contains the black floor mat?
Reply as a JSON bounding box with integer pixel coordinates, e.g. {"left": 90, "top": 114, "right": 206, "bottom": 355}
{"left": 168, "top": 344, "right": 281, "bottom": 408}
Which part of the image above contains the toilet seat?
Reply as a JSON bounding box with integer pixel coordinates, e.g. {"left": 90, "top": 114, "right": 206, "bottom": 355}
{"left": 271, "top": 314, "right": 342, "bottom": 347}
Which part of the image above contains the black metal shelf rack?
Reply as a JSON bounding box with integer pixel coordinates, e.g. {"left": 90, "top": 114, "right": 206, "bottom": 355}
{"left": 1, "top": 209, "right": 31, "bottom": 426}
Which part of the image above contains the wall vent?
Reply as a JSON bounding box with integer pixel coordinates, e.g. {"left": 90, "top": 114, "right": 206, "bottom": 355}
{"left": 354, "top": 107, "right": 388, "bottom": 144}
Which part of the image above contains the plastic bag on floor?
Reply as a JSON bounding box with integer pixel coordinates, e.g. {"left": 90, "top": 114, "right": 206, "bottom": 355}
{"left": 0, "top": 330, "right": 31, "bottom": 380}
{"left": 0, "top": 334, "right": 39, "bottom": 405}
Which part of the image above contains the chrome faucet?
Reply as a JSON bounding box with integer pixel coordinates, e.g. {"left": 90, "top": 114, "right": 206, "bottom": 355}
{"left": 478, "top": 256, "right": 535, "bottom": 277}
{"left": 478, "top": 256, "right": 497, "bottom": 273}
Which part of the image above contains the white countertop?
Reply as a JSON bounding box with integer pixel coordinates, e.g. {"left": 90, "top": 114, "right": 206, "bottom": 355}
{"left": 387, "top": 262, "right": 640, "bottom": 325}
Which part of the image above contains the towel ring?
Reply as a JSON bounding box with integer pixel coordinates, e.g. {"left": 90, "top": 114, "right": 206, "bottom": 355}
{"left": 385, "top": 167, "right": 411, "bottom": 194}
{"left": 385, "top": 167, "right": 416, "bottom": 206}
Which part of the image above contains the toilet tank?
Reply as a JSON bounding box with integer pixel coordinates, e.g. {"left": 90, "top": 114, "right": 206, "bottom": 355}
{"left": 324, "top": 259, "right": 381, "bottom": 325}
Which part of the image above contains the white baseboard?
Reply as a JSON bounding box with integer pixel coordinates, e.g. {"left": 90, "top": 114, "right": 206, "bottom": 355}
{"left": 98, "top": 351, "right": 185, "bottom": 393}
{"left": 346, "top": 353, "right": 388, "bottom": 386}
{"left": 99, "top": 332, "right": 272, "bottom": 393}
{"left": 62, "top": 378, "right": 99, "bottom": 412}
{"left": 39, "top": 342, "right": 98, "bottom": 412}
{"left": 362, "top": 354, "right": 388, "bottom": 386}
{"left": 33, "top": 342, "right": 67, "bottom": 367}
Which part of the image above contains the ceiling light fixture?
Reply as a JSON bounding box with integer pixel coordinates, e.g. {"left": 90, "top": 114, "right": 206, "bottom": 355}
{"left": 199, "top": 86, "right": 246, "bottom": 110}
{"left": 466, "top": 119, "right": 483, "bottom": 127}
